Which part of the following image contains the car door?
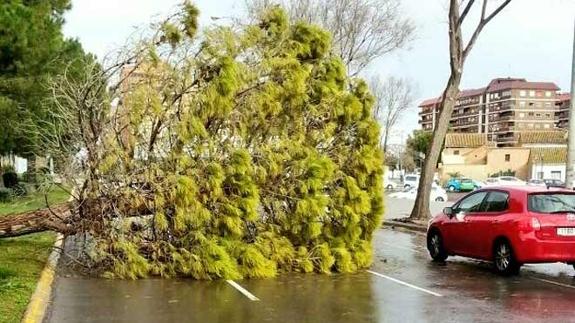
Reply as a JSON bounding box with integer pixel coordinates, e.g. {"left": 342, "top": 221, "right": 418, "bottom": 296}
{"left": 462, "top": 190, "right": 510, "bottom": 259}
{"left": 442, "top": 191, "right": 488, "bottom": 255}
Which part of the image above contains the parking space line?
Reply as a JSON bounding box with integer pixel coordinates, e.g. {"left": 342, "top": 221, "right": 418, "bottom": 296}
{"left": 367, "top": 270, "right": 443, "bottom": 297}
{"left": 531, "top": 277, "right": 575, "bottom": 290}
{"left": 226, "top": 280, "right": 260, "bottom": 301}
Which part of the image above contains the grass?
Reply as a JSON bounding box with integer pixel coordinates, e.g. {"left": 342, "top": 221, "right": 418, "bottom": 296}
{"left": 0, "top": 185, "right": 70, "bottom": 216}
{"left": 0, "top": 186, "right": 69, "bottom": 323}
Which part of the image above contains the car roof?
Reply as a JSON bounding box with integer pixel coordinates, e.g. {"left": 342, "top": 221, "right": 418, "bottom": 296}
{"left": 479, "top": 185, "right": 572, "bottom": 193}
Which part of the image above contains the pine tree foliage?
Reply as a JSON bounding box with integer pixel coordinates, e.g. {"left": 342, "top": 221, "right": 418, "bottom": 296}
{"left": 45, "top": 2, "right": 383, "bottom": 279}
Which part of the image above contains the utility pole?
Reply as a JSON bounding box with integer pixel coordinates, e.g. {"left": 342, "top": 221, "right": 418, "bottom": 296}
{"left": 567, "top": 19, "right": 575, "bottom": 189}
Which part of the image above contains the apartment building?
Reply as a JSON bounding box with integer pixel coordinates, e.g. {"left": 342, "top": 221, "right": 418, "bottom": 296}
{"left": 419, "top": 78, "right": 561, "bottom": 146}
{"left": 555, "top": 93, "right": 570, "bottom": 129}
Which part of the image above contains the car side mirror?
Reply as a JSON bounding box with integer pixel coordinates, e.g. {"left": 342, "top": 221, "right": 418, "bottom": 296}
{"left": 443, "top": 207, "right": 454, "bottom": 218}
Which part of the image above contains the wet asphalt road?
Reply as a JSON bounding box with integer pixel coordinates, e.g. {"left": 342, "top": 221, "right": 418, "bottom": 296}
{"left": 46, "top": 227, "right": 575, "bottom": 323}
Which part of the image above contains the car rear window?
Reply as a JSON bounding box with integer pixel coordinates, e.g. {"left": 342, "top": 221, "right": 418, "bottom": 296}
{"left": 405, "top": 176, "right": 417, "bottom": 181}
{"left": 528, "top": 193, "right": 575, "bottom": 214}
{"left": 461, "top": 179, "right": 472, "bottom": 183}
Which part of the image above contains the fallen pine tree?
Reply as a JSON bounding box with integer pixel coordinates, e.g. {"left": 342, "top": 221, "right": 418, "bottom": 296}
{"left": 0, "top": 203, "right": 71, "bottom": 238}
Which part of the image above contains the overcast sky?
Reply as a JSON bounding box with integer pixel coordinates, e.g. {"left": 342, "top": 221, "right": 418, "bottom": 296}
{"left": 63, "top": 0, "right": 575, "bottom": 144}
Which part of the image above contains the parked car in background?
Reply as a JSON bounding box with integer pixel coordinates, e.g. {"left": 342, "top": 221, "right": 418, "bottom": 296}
{"left": 544, "top": 179, "right": 566, "bottom": 188}
{"left": 445, "top": 178, "right": 476, "bottom": 192}
{"left": 403, "top": 174, "right": 420, "bottom": 189}
{"left": 472, "top": 179, "right": 485, "bottom": 189}
{"left": 527, "top": 179, "right": 546, "bottom": 187}
{"left": 484, "top": 176, "right": 526, "bottom": 187}
{"left": 384, "top": 177, "right": 398, "bottom": 190}
{"left": 389, "top": 184, "right": 448, "bottom": 202}
{"left": 427, "top": 186, "right": 575, "bottom": 275}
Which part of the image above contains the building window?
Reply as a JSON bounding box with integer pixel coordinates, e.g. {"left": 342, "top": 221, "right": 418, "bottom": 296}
{"left": 529, "top": 90, "right": 536, "bottom": 97}
{"left": 551, "top": 171, "right": 562, "bottom": 179}
{"left": 545, "top": 91, "right": 552, "bottom": 97}
{"left": 528, "top": 123, "right": 534, "bottom": 128}
{"left": 545, "top": 102, "right": 551, "bottom": 107}
{"left": 519, "top": 112, "right": 525, "bottom": 118}
{"left": 537, "top": 172, "right": 544, "bottom": 179}
{"left": 536, "top": 113, "right": 541, "bottom": 117}
{"left": 454, "top": 150, "right": 460, "bottom": 155}
{"left": 519, "top": 101, "right": 526, "bottom": 107}
{"left": 535, "top": 124, "right": 541, "bottom": 129}
{"left": 520, "top": 90, "right": 527, "bottom": 97}
{"left": 544, "top": 124, "right": 550, "bottom": 129}
{"left": 545, "top": 113, "right": 551, "bottom": 118}
{"left": 528, "top": 112, "right": 534, "bottom": 116}
{"left": 505, "top": 154, "right": 511, "bottom": 162}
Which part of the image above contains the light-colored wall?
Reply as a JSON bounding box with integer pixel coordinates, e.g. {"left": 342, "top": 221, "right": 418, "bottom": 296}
{"left": 439, "top": 147, "right": 531, "bottom": 181}
{"left": 530, "top": 164, "right": 566, "bottom": 181}
{"left": 487, "top": 148, "right": 531, "bottom": 180}
{"left": 442, "top": 146, "right": 488, "bottom": 165}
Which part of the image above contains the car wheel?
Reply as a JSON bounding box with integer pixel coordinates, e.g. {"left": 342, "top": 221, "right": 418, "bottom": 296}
{"left": 448, "top": 185, "right": 456, "bottom": 192}
{"left": 493, "top": 240, "right": 520, "bottom": 276}
{"left": 435, "top": 196, "right": 445, "bottom": 202}
{"left": 427, "top": 230, "right": 448, "bottom": 262}
{"left": 386, "top": 184, "right": 393, "bottom": 190}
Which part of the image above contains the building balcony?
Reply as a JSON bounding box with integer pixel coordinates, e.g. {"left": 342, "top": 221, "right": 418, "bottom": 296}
{"left": 419, "top": 109, "right": 434, "bottom": 116}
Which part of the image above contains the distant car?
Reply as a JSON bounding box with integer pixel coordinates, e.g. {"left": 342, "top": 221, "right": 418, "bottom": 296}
{"left": 484, "top": 176, "right": 526, "bottom": 187}
{"left": 445, "top": 178, "right": 476, "bottom": 192}
{"left": 472, "top": 179, "right": 485, "bottom": 189}
{"left": 544, "top": 179, "right": 566, "bottom": 188}
{"left": 427, "top": 186, "right": 575, "bottom": 275}
{"left": 384, "top": 177, "right": 398, "bottom": 190}
{"left": 527, "top": 179, "right": 546, "bottom": 187}
{"left": 403, "top": 174, "right": 419, "bottom": 189}
{"left": 389, "top": 184, "right": 448, "bottom": 202}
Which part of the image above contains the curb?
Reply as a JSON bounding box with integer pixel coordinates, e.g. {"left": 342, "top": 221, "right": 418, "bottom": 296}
{"left": 383, "top": 220, "right": 427, "bottom": 233}
{"left": 21, "top": 233, "right": 63, "bottom": 323}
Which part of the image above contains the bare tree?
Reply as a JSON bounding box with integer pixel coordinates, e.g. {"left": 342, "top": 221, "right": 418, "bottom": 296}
{"left": 246, "top": 0, "right": 414, "bottom": 76}
{"left": 409, "top": 0, "right": 513, "bottom": 221}
{"left": 370, "top": 76, "right": 414, "bottom": 152}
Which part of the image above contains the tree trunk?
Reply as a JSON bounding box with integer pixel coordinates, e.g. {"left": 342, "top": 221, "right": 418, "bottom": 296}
{"left": 0, "top": 203, "right": 71, "bottom": 238}
{"left": 409, "top": 73, "right": 462, "bottom": 220}
{"left": 409, "top": 0, "right": 463, "bottom": 221}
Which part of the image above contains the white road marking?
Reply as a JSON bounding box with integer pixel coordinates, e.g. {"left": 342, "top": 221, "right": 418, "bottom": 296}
{"left": 367, "top": 270, "right": 443, "bottom": 297}
{"left": 532, "top": 277, "right": 575, "bottom": 290}
{"left": 226, "top": 280, "right": 260, "bottom": 301}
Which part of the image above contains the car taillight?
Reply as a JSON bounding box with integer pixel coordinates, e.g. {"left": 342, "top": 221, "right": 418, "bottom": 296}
{"left": 531, "top": 217, "right": 541, "bottom": 231}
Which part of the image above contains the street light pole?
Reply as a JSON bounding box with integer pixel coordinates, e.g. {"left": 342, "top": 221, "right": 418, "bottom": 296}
{"left": 566, "top": 19, "right": 575, "bottom": 189}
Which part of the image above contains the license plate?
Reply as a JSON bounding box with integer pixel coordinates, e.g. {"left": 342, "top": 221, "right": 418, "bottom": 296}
{"left": 557, "top": 228, "right": 575, "bottom": 236}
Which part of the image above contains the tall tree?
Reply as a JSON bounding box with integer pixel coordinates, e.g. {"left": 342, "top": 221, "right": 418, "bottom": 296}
{"left": 370, "top": 76, "right": 414, "bottom": 152}
{"left": 409, "top": 0, "right": 512, "bottom": 220}
{"left": 245, "top": 0, "right": 414, "bottom": 76}
{"left": 0, "top": 0, "right": 91, "bottom": 158}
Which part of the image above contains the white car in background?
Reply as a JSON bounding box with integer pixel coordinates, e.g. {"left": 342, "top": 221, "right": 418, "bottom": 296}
{"left": 403, "top": 174, "right": 420, "bottom": 189}
{"left": 389, "top": 184, "right": 448, "bottom": 202}
{"left": 384, "top": 177, "right": 398, "bottom": 190}
{"left": 484, "top": 176, "right": 526, "bottom": 187}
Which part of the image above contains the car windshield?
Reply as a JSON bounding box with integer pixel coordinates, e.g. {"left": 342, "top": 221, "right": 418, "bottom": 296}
{"left": 528, "top": 193, "right": 575, "bottom": 214}
{"left": 461, "top": 179, "right": 472, "bottom": 183}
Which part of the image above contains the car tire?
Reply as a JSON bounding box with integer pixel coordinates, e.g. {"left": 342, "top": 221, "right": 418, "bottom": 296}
{"left": 386, "top": 184, "right": 393, "bottom": 190}
{"left": 448, "top": 185, "right": 456, "bottom": 192}
{"left": 435, "top": 197, "right": 445, "bottom": 202}
{"left": 493, "top": 240, "right": 520, "bottom": 276}
{"left": 427, "top": 230, "right": 448, "bottom": 262}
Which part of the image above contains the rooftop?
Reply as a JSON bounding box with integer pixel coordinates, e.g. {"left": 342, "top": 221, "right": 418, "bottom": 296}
{"left": 529, "top": 147, "right": 567, "bottom": 164}
{"left": 445, "top": 133, "right": 489, "bottom": 148}
{"left": 518, "top": 130, "right": 567, "bottom": 145}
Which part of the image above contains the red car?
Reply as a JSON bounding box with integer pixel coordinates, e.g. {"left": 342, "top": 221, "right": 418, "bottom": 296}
{"left": 427, "top": 186, "right": 575, "bottom": 275}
